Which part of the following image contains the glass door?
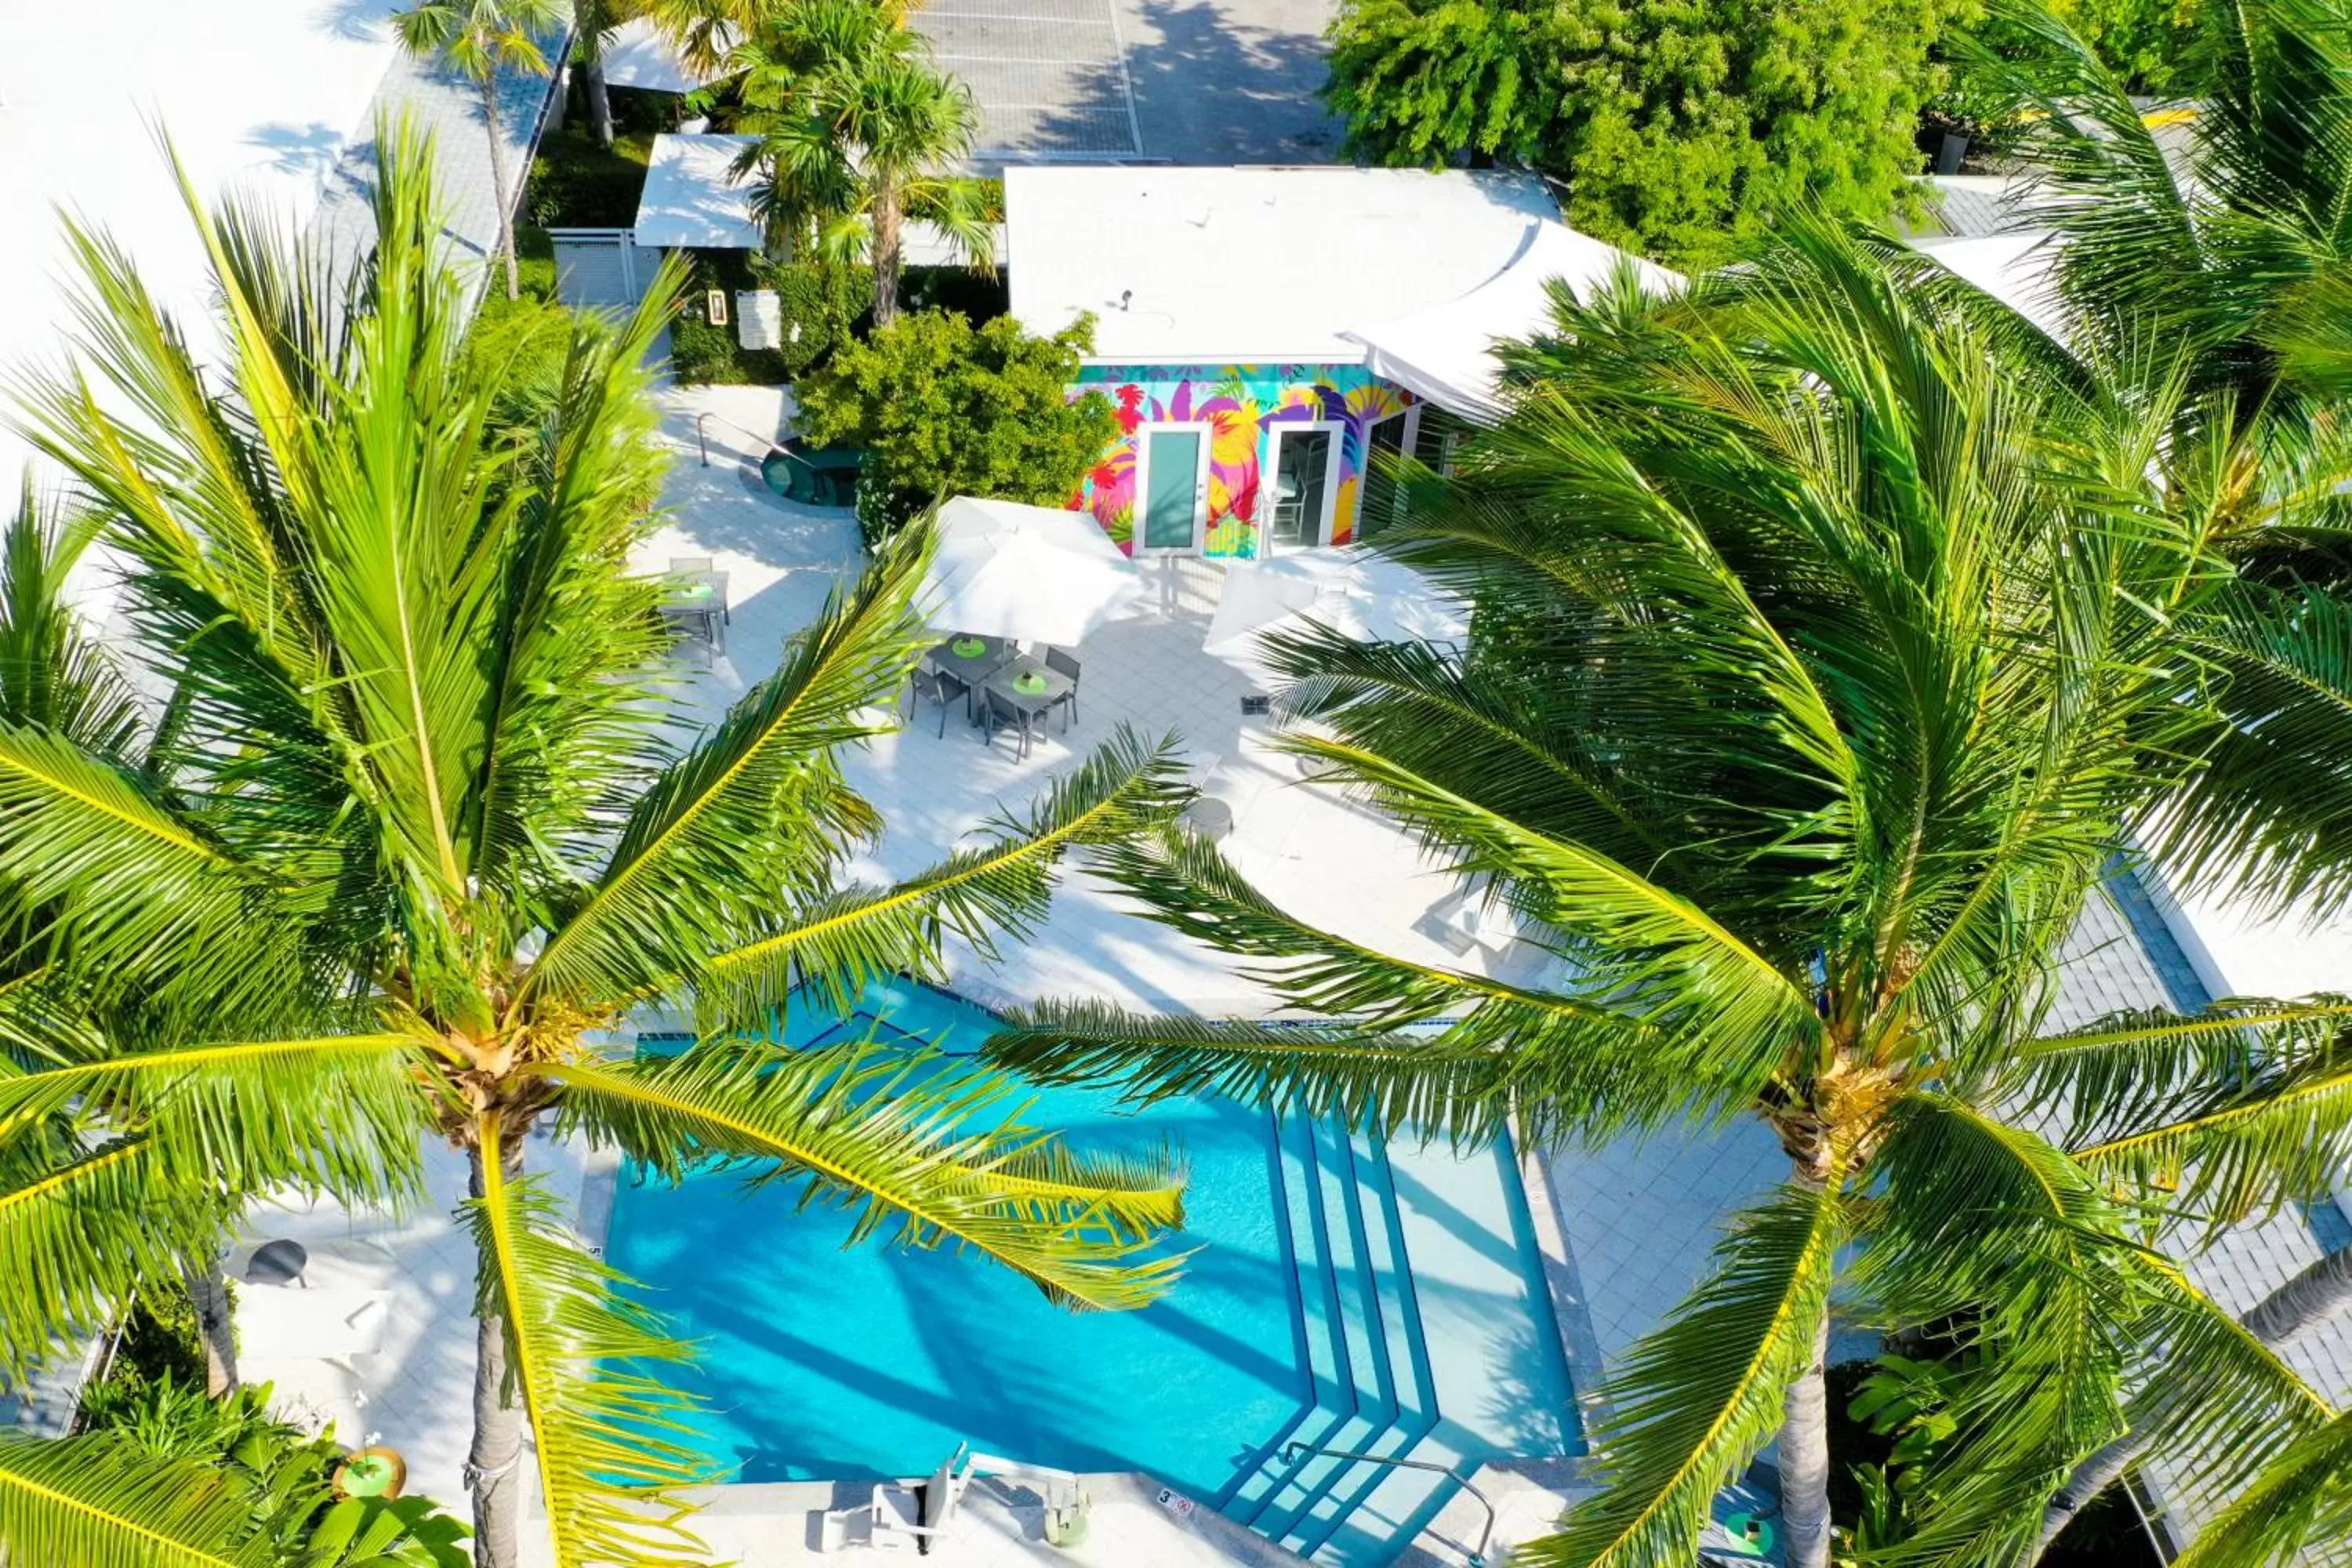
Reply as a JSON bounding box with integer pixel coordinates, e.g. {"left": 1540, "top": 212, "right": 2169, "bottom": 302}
{"left": 1357, "top": 411, "right": 1410, "bottom": 540}
{"left": 1268, "top": 426, "right": 1337, "bottom": 549}
{"left": 1140, "top": 426, "right": 1207, "bottom": 554}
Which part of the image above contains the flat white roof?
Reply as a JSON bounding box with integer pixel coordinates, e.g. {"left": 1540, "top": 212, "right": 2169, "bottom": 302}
{"left": 0, "top": 1, "right": 407, "bottom": 484}
{"left": 1005, "top": 166, "right": 1569, "bottom": 364}
{"left": 633, "top": 134, "right": 995, "bottom": 265}
{"left": 635, "top": 133, "right": 763, "bottom": 249}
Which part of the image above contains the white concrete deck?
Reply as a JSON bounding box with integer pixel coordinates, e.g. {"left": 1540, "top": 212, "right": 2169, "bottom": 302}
{"left": 231, "top": 383, "right": 1559, "bottom": 1563}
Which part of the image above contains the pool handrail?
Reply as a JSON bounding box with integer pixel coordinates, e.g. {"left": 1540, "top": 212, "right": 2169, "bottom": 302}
{"left": 1276, "top": 1441, "right": 1495, "bottom": 1566}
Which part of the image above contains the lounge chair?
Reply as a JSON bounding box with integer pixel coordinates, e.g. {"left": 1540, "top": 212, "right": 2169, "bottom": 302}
{"left": 819, "top": 1445, "right": 976, "bottom": 1553}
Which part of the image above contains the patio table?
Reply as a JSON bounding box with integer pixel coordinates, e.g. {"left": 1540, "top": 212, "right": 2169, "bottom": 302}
{"left": 924, "top": 633, "right": 1012, "bottom": 688}
{"left": 985, "top": 655, "right": 1075, "bottom": 732}
{"left": 660, "top": 569, "right": 730, "bottom": 654}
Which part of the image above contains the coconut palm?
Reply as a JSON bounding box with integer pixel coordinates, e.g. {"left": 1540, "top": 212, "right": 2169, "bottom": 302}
{"left": 722, "top": 0, "right": 993, "bottom": 325}
{"left": 1980, "top": 0, "right": 2352, "bottom": 430}
{"left": 394, "top": 0, "right": 570, "bottom": 301}
{"left": 2, "top": 130, "right": 1189, "bottom": 1568}
{"left": 985, "top": 224, "right": 2352, "bottom": 1568}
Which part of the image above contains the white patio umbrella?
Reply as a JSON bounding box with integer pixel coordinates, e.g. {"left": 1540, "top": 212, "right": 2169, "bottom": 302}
{"left": 918, "top": 496, "right": 1145, "bottom": 644}
{"left": 1204, "top": 550, "right": 1468, "bottom": 686}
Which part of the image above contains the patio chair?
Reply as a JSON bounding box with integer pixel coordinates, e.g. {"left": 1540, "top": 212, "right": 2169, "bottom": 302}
{"left": 982, "top": 688, "right": 1038, "bottom": 760}
{"left": 666, "top": 557, "right": 729, "bottom": 625}
{"left": 903, "top": 667, "right": 970, "bottom": 738}
{"left": 1044, "top": 646, "right": 1082, "bottom": 724}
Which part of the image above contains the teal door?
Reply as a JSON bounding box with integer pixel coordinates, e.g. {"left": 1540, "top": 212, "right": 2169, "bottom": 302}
{"left": 1142, "top": 428, "right": 1205, "bottom": 553}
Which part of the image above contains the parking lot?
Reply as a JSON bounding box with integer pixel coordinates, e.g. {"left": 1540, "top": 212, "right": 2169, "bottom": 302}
{"left": 917, "top": 0, "right": 1344, "bottom": 162}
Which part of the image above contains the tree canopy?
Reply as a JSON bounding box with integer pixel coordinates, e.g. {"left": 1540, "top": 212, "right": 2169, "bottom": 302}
{"left": 1323, "top": 0, "right": 1969, "bottom": 265}
{"left": 794, "top": 310, "right": 1118, "bottom": 542}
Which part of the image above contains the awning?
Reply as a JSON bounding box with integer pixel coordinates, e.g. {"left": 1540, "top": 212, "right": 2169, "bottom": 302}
{"left": 1341, "top": 222, "right": 1681, "bottom": 423}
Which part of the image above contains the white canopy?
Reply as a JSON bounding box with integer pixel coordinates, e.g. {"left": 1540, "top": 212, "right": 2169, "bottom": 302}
{"left": 1341, "top": 222, "right": 1682, "bottom": 422}
{"left": 1205, "top": 550, "right": 1469, "bottom": 688}
{"left": 920, "top": 498, "right": 1144, "bottom": 645}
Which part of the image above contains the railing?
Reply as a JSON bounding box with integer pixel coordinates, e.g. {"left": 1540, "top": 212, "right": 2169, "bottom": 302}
{"left": 1274, "top": 1441, "right": 1495, "bottom": 1567}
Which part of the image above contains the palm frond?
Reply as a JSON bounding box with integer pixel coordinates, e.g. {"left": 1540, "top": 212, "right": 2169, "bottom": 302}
{"left": 2169, "top": 1406, "right": 2352, "bottom": 1568}
{"left": 1516, "top": 1179, "right": 1846, "bottom": 1568}
{"left": 0, "top": 1138, "right": 208, "bottom": 1386}
{"left": 1278, "top": 731, "right": 1822, "bottom": 1089}
{"left": 543, "top": 1044, "right": 1188, "bottom": 1312}
{"left": 0, "top": 726, "right": 299, "bottom": 1012}
{"left": 1851, "top": 1096, "right": 2147, "bottom": 1566}
{"left": 691, "top": 726, "right": 1188, "bottom": 1025}
{"left": 2159, "top": 580, "right": 2352, "bottom": 920}
{"left": 2009, "top": 996, "right": 2352, "bottom": 1224}
{"left": 0, "top": 1428, "right": 274, "bottom": 1567}
{"left": 0, "top": 1027, "right": 432, "bottom": 1205}
{"left": 464, "top": 1125, "right": 711, "bottom": 1567}
{"left": 0, "top": 474, "right": 143, "bottom": 758}
{"left": 2117, "top": 1261, "right": 2336, "bottom": 1529}
{"left": 525, "top": 529, "right": 936, "bottom": 1009}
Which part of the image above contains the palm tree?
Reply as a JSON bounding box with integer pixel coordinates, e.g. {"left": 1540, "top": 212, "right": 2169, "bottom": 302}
{"left": 393, "top": 0, "right": 570, "bottom": 300}
{"left": 723, "top": 0, "right": 993, "bottom": 325}
{"left": 3, "top": 129, "right": 1189, "bottom": 1568}
{"left": 985, "top": 224, "right": 2352, "bottom": 1568}
{"left": 1980, "top": 0, "right": 2352, "bottom": 432}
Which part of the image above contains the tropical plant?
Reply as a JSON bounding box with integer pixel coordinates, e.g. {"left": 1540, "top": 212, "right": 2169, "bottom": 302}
{"left": 1320, "top": 0, "right": 1966, "bottom": 266}
{"left": 719, "top": 0, "right": 991, "bottom": 324}
{"left": 985, "top": 224, "right": 2352, "bottom": 1568}
{"left": 794, "top": 308, "right": 1118, "bottom": 546}
{"left": 393, "top": 0, "right": 569, "bottom": 300}
{"left": 4, "top": 129, "right": 1190, "bottom": 1568}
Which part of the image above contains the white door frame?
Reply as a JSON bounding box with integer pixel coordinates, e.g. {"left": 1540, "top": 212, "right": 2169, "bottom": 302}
{"left": 1264, "top": 419, "right": 1347, "bottom": 550}
{"left": 1134, "top": 421, "right": 1214, "bottom": 556}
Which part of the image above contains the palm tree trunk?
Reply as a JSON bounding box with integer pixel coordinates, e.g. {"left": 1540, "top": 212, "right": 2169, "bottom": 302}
{"left": 872, "top": 182, "right": 904, "bottom": 328}
{"left": 466, "top": 1133, "right": 528, "bottom": 1568}
{"left": 180, "top": 1252, "right": 237, "bottom": 1398}
{"left": 2241, "top": 1235, "right": 2352, "bottom": 1344}
{"left": 585, "top": 56, "right": 615, "bottom": 151}
{"left": 2032, "top": 1237, "right": 2352, "bottom": 1558}
{"left": 1780, "top": 1312, "right": 1835, "bottom": 1568}
{"left": 481, "top": 74, "right": 521, "bottom": 302}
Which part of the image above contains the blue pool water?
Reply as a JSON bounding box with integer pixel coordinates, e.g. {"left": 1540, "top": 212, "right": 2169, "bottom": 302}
{"left": 605, "top": 981, "right": 1580, "bottom": 1565}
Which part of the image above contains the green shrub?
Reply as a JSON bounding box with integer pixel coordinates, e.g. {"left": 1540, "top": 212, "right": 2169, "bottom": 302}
{"left": 513, "top": 224, "right": 558, "bottom": 303}
{"left": 102, "top": 1290, "right": 213, "bottom": 1398}
{"left": 79, "top": 1378, "right": 470, "bottom": 1566}
{"left": 524, "top": 125, "right": 653, "bottom": 228}
{"left": 795, "top": 309, "right": 1116, "bottom": 548}
{"left": 667, "top": 249, "right": 869, "bottom": 385}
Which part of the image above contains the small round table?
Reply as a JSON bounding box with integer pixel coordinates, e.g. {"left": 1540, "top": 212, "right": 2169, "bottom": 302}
{"left": 332, "top": 1446, "right": 407, "bottom": 1501}
{"left": 1182, "top": 797, "right": 1235, "bottom": 842}
{"left": 245, "top": 1239, "right": 309, "bottom": 1288}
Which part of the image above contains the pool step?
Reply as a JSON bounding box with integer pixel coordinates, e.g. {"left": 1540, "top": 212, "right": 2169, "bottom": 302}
{"left": 1221, "top": 1113, "right": 1453, "bottom": 1568}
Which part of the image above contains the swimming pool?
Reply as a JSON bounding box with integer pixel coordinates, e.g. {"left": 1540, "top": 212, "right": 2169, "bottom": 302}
{"left": 605, "top": 980, "right": 1581, "bottom": 1566}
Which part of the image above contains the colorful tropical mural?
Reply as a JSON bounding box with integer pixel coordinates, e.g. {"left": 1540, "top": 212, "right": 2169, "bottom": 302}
{"left": 1068, "top": 364, "right": 1416, "bottom": 558}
